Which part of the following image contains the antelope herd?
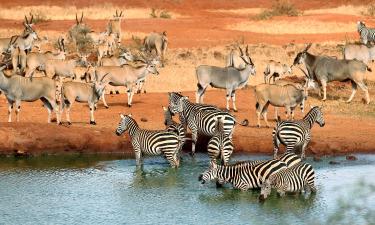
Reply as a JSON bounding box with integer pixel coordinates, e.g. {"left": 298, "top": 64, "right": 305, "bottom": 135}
{"left": 0, "top": 9, "right": 373, "bottom": 201}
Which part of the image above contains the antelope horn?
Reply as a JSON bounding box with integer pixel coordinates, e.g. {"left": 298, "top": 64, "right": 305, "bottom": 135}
{"left": 30, "top": 14, "right": 34, "bottom": 24}
{"left": 11, "top": 35, "right": 19, "bottom": 45}
{"left": 24, "top": 15, "right": 29, "bottom": 25}
{"left": 100, "top": 73, "right": 110, "bottom": 82}
{"left": 75, "top": 13, "right": 79, "bottom": 24}
{"left": 119, "top": 11, "right": 123, "bottom": 17}
{"left": 80, "top": 12, "right": 83, "bottom": 23}
{"left": 116, "top": 10, "right": 118, "bottom": 17}
{"left": 246, "top": 45, "right": 249, "bottom": 56}
{"left": 239, "top": 46, "right": 244, "bottom": 56}
{"left": 298, "top": 67, "right": 309, "bottom": 78}
{"left": 304, "top": 43, "right": 312, "bottom": 52}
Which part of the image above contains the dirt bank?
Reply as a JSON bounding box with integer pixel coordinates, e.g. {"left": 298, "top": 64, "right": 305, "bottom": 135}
{"left": 0, "top": 89, "right": 374, "bottom": 157}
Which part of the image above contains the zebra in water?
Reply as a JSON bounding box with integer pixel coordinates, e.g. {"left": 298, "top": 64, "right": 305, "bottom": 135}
{"left": 207, "top": 117, "right": 234, "bottom": 165}
{"left": 162, "top": 106, "right": 186, "bottom": 153}
{"left": 357, "top": 21, "right": 375, "bottom": 45}
{"left": 272, "top": 106, "right": 325, "bottom": 159}
{"left": 115, "top": 114, "right": 180, "bottom": 168}
{"left": 259, "top": 161, "right": 316, "bottom": 201}
{"left": 168, "top": 92, "right": 237, "bottom": 156}
{"left": 198, "top": 159, "right": 287, "bottom": 191}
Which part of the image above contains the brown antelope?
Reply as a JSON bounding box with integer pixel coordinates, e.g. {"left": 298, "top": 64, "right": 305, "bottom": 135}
{"left": 106, "top": 10, "right": 123, "bottom": 45}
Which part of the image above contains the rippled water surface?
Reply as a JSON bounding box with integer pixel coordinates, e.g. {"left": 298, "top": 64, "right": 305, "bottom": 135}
{"left": 0, "top": 154, "right": 374, "bottom": 225}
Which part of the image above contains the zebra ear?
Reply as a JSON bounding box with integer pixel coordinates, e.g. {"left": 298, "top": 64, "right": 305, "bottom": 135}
{"left": 120, "top": 114, "right": 125, "bottom": 119}
{"left": 162, "top": 106, "right": 167, "bottom": 111}
{"left": 128, "top": 114, "right": 132, "bottom": 117}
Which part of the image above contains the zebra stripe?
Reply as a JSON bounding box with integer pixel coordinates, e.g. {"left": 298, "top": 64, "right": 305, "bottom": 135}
{"left": 259, "top": 161, "right": 316, "bottom": 200}
{"left": 272, "top": 106, "right": 325, "bottom": 159}
{"left": 357, "top": 21, "right": 375, "bottom": 45}
{"left": 115, "top": 114, "right": 180, "bottom": 167}
{"left": 163, "top": 106, "right": 186, "bottom": 153}
{"left": 168, "top": 92, "right": 235, "bottom": 155}
{"left": 207, "top": 118, "right": 234, "bottom": 165}
{"left": 199, "top": 159, "right": 287, "bottom": 191}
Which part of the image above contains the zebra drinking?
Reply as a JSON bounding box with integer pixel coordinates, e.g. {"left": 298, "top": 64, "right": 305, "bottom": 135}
{"left": 357, "top": 21, "right": 375, "bottom": 45}
{"left": 207, "top": 117, "right": 234, "bottom": 165}
{"left": 198, "top": 159, "right": 287, "bottom": 191}
{"left": 259, "top": 161, "right": 316, "bottom": 201}
{"left": 272, "top": 106, "right": 325, "bottom": 159}
{"left": 115, "top": 114, "right": 180, "bottom": 168}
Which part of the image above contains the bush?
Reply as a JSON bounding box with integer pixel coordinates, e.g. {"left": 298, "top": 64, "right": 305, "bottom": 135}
{"left": 68, "top": 24, "right": 94, "bottom": 54}
{"left": 362, "top": 4, "right": 375, "bottom": 17}
{"left": 131, "top": 35, "right": 143, "bottom": 50}
{"left": 254, "top": 0, "right": 300, "bottom": 20}
{"left": 29, "top": 10, "right": 50, "bottom": 24}
{"left": 150, "top": 8, "right": 172, "bottom": 19}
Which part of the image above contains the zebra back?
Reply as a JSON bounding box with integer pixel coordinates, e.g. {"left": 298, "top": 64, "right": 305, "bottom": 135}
{"left": 278, "top": 152, "right": 302, "bottom": 167}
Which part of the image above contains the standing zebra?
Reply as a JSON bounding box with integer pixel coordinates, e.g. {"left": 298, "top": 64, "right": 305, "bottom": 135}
{"left": 272, "top": 106, "right": 325, "bottom": 159}
{"left": 162, "top": 106, "right": 186, "bottom": 153}
{"left": 207, "top": 118, "right": 234, "bottom": 165}
{"left": 168, "top": 93, "right": 236, "bottom": 156}
{"left": 198, "top": 159, "right": 287, "bottom": 191}
{"left": 115, "top": 114, "right": 180, "bottom": 168}
{"left": 259, "top": 161, "right": 316, "bottom": 201}
{"left": 357, "top": 21, "right": 375, "bottom": 45}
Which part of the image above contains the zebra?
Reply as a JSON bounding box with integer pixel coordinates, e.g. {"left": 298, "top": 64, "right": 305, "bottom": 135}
{"left": 259, "top": 161, "right": 316, "bottom": 201}
{"left": 272, "top": 106, "right": 325, "bottom": 160}
{"left": 198, "top": 159, "right": 287, "bottom": 191}
{"left": 357, "top": 21, "right": 375, "bottom": 45}
{"left": 162, "top": 106, "right": 186, "bottom": 153}
{"left": 115, "top": 114, "right": 180, "bottom": 168}
{"left": 207, "top": 117, "right": 234, "bottom": 165}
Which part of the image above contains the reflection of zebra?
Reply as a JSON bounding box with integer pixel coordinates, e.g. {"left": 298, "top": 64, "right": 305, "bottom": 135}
{"left": 357, "top": 21, "right": 375, "bottom": 45}
{"left": 168, "top": 92, "right": 235, "bottom": 156}
{"left": 273, "top": 106, "right": 325, "bottom": 159}
{"left": 207, "top": 118, "right": 234, "bottom": 165}
{"left": 259, "top": 162, "right": 316, "bottom": 201}
{"left": 115, "top": 114, "right": 180, "bottom": 168}
{"left": 199, "top": 159, "right": 287, "bottom": 191}
{"left": 163, "top": 106, "right": 186, "bottom": 153}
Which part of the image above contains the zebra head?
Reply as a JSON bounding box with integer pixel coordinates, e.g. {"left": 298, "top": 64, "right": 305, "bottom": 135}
{"left": 259, "top": 177, "right": 274, "bottom": 202}
{"left": 115, "top": 114, "right": 133, "bottom": 136}
{"left": 357, "top": 21, "right": 366, "bottom": 31}
{"left": 168, "top": 92, "right": 186, "bottom": 114}
{"left": 198, "top": 161, "right": 218, "bottom": 184}
{"left": 312, "top": 106, "right": 325, "bottom": 127}
{"left": 293, "top": 43, "right": 312, "bottom": 66}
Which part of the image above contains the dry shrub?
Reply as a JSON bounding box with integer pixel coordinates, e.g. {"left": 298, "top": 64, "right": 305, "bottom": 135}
{"left": 213, "top": 51, "right": 223, "bottom": 60}
{"left": 29, "top": 10, "right": 50, "bottom": 24}
{"left": 130, "top": 35, "right": 144, "bottom": 50}
{"left": 178, "top": 51, "right": 193, "bottom": 60}
{"left": 362, "top": 4, "right": 375, "bottom": 17}
{"left": 150, "top": 8, "right": 172, "bottom": 19}
{"left": 254, "top": 0, "right": 300, "bottom": 20}
{"left": 68, "top": 24, "right": 94, "bottom": 54}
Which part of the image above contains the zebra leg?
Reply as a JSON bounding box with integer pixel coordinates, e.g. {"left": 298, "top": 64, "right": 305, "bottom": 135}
{"left": 7, "top": 99, "right": 14, "bottom": 122}
{"left": 273, "top": 132, "right": 280, "bottom": 159}
{"left": 301, "top": 136, "right": 310, "bottom": 160}
{"left": 347, "top": 81, "right": 357, "bottom": 103}
{"left": 191, "top": 130, "right": 198, "bottom": 157}
{"left": 134, "top": 148, "right": 142, "bottom": 167}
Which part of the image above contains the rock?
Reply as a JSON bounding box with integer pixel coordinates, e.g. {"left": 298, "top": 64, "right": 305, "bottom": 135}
{"left": 346, "top": 155, "right": 358, "bottom": 161}
{"left": 313, "top": 156, "right": 321, "bottom": 162}
{"left": 329, "top": 160, "right": 340, "bottom": 165}
{"left": 140, "top": 118, "right": 148, "bottom": 122}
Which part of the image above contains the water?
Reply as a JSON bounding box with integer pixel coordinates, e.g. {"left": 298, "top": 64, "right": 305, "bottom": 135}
{"left": 0, "top": 154, "right": 374, "bottom": 225}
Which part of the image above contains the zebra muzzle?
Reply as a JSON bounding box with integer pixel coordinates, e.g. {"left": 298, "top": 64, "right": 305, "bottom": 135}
{"left": 258, "top": 194, "right": 266, "bottom": 202}
{"left": 198, "top": 174, "right": 204, "bottom": 184}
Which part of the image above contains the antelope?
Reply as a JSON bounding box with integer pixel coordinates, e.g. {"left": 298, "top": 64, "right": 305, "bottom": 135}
{"left": 196, "top": 46, "right": 256, "bottom": 112}
{"left": 99, "top": 50, "right": 134, "bottom": 66}
{"left": 0, "top": 66, "right": 61, "bottom": 123}
{"left": 264, "top": 60, "right": 292, "bottom": 84}
{"left": 25, "top": 37, "right": 66, "bottom": 77}
{"left": 143, "top": 31, "right": 168, "bottom": 66}
{"left": 60, "top": 73, "right": 109, "bottom": 125}
{"left": 293, "top": 43, "right": 372, "bottom": 104}
{"left": 343, "top": 43, "right": 375, "bottom": 65}
{"left": 92, "top": 60, "right": 159, "bottom": 108}
{"left": 226, "top": 45, "right": 253, "bottom": 70}
{"left": 106, "top": 10, "right": 123, "bottom": 45}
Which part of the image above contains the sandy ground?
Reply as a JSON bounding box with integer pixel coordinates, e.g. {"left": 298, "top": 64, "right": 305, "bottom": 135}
{"left": 0, "top": 88, "right": 374, "bottom": 157}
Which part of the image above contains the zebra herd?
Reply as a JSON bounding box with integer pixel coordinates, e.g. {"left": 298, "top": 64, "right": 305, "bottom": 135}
{"left": 115, "top": 91, "right": 323, "bottom": 200}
